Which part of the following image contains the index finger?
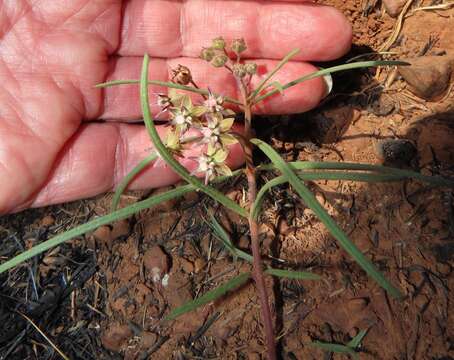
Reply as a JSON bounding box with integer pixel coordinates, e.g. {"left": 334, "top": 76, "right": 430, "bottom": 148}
{"left": 119, "top": 0, "right": 351, "bottom": 61}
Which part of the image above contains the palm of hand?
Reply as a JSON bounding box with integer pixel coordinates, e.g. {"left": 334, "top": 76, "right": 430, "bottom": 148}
{"left": 0, "top": 0, "right": 351, "bottom": 214}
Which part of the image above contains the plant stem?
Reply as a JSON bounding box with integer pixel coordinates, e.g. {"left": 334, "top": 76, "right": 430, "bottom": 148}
{"left": 240, "top": 84, "right": 276, "bottom": 360}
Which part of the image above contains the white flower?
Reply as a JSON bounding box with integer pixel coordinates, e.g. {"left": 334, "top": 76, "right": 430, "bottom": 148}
{"left": 204, "top": 90, "right": 224, "bottom": 113}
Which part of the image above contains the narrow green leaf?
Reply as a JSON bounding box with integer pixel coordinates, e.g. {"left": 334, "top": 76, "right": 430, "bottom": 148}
{"left": 250, "top": 48, "right": 300, "bottom": 100}
{"left": 166, "top": 273, "right": 251, "bottom": 320}
{"left": 252, "top": 170, "right": 425, "bottom": 220}
{"left": 309, "top": 341, "right": 357, "bottom": 359}
{"left": 252, "top": 138, "right": 403, "bottom": 299}
{"left": 257, "top": 161, "right": 454, "bottom": 187}
{"left": 264, "top": 268, "right": 321, "bottom": 281}
{"left": 347, "top": 328, "right": 369, "bottom": 349}
{"left": 139, "top": 55, "right": 247, "bottom": 218}
{"left": 0, "top": 185, "right": 195, "bottom": 275}
{"left": 253, "top": 176, "right": 285, "bottom": 220}
{"left": 207, "top": 215, "right": 253, "bottom": 263}
{"left": 112, "top": 152, "right": 158, "bottom": 211}
{"left": 254, "top": 60, "right": 409, "bottom": 104}
{"left": 96, "top": 79, "right": 242, "bottom": 105}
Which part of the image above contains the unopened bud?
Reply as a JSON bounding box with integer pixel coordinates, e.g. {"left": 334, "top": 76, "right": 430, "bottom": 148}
{"left": 233, "top": 64, "right": 246, "bottom": 78}
{"left": 211, "top": 37, "right": 226, "bottom": 50}
{"left": 231, "top": 38, "right": 247, "bottom": 54}
{"left": 211, "top": 54, "right": 228, "bottom": 68}
{"left": 171, "top": 65, "right": 192, "bottom": 85}
{"left": 244, "top": 63, "right": 257, "bottom": 75}
{"left": 200, "top": 48, "right": 215, "bottom": 61}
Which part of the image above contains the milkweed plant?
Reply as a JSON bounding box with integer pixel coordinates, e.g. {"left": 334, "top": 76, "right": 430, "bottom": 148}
{"left": 1, "top": 37, "right": 453, "bottom": 360}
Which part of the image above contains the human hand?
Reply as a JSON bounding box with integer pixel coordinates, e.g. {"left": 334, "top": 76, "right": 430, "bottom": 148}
{"left": 0, "top": 0, "right": 351, "bottom": 214}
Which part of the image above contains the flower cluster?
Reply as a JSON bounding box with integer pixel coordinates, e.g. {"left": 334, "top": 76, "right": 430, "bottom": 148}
{"left": 158, "top": 81, "right": 237, "bottom": 184}
{"left": 200, "top": 37, "right": 257, "bottom": 78}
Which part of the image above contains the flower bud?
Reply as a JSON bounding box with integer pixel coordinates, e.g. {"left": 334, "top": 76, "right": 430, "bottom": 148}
{"left": 211, "top": 54, "right": 228, "bottom": 68}
{"left": 244, "top": 62, "right": 257, "bottom": 75}
{"left": 232, "top": 64, "right": 246, "bottom": 78}
{"left": 200, "top": 48, "right": 215, "bottom": 61}
{"left": 171, "top": 65, "right": 192, "bottom": 85}
{"left": 231, "top": 38, "right": 247, "bottom": 54}
{"left": 211, "top": 37, "right": 226, "bottom": 50}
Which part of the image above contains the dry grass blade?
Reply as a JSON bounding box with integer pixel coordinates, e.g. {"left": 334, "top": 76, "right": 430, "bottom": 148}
{"left": 18, "top": 312, "right": 70, "bottom": 360}
{"left": 379, "top": 0, "right": 416, "bottom": 51}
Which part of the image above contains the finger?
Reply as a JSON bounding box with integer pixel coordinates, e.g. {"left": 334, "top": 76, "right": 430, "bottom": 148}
{"left": 119, "top": 0, "right": 351, "bottom": 61}
{"left": 100, "top": 56, "right": 326, "bottom": 120}
{"left": 27, "top": 122, "right": 244, "bottom": 209}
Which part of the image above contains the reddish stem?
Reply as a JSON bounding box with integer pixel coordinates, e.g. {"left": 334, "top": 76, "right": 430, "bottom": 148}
{"left": 241, "top": 87, "right": 276, "bottom": 360}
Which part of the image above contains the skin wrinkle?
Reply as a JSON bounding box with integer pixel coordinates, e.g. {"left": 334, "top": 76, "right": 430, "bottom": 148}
{"left": 0, "top": 0, "right": 36, "bottom": 40}
{"left": 113, "top": 123, "right": 127, "bottom": 189}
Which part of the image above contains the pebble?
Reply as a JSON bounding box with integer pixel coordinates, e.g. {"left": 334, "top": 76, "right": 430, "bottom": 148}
{"left": 92, "top": 225, "right": 113, "bottom": 247}
{"left": 41, "top": 215, "right": 55, "bottom": 227}
{"left": 111, "top": 219, "right": 130, "bottom": 239}
{"left": 179, "top": 257, "right": 194, "bottom": 274}
{"left": 383, "top": 0, "right": 407, "bottom": 18}
{"left": 194, "top": 258, "right": 206, "bottom": 273}
{"left": 436, "top": 262, "right": 451, "bottom": 277}
{"left": 140, "top": 331, "right": 157, "bottom": 349}
{"left": 143, "top": 246, "right": 170, "bottom": 281}
{"left": 101, "top": 324, "right": 133, "bottom": 352}
{"left": 375, "top": 139, "right": 417, "bottom": 167}
{"left": 346, "top": 298, "right": 368, "bottom": 313}
{"left": 398, "top": 55, "right": 453, "bottom": 100}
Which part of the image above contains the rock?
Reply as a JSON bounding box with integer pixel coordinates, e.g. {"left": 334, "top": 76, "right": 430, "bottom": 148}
{"left": 41, "top": 215, "right": 55, "bottom": 227}
{"left": 93, "top": 226, "right": 113, "bottom": 247}
{"left": 383, "top": 0, "right": 407, "bottom": 18}
{"left": 182, "top": 190, "right": 199, "bottom": 203}
{"left": 346, "top": 298, "right": 369, "bottom": 313}
{"left": 111, "top": 219, "right": 130, "bottom": 239}
{"left": 398, "top": 55, "right": 453, "bottom": 100}
{"left": 238, "top": 235, "right": 250, "bottom": 249}
{"left": 436, "top": 262, "right": 452, "bottom": 277}
{"left": 140, "top": 331, "right": 157, "bottom": 349}
{"left": 179, "top": 257, "right": 194, "bottom": 274}
{"left": 101, "top": 323, "right": 133, "bottom": 352}
{"left": 143, "top": 246, "right": 170, "bottom": 282}
{"left": 194, "top": 258, "right": 206, "bottom": 273}
{"left": 349, "top": 327, "right": 359, "bottom": 338}
{"left": 375, "top": 139, "right": 417, "bottom": 167}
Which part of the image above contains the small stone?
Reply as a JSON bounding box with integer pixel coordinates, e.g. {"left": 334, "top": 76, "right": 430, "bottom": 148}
{"left": 414, "top": 294, "right": 430, "bottom": 311}
{"left": 349, "top": 327, "right": 359, "bottom": 338}
{"left": 247, "top": 352, "right": 261, "bottom": 360}
{"left": 383, "top": 0, "right": 407, "bottom": 18}
{"left": 346, "top": 298, "right": 368, "bottom": 313}
{"left": 41, "top": 215, "right": 55, "bottom": 227}
{"left": 278, "top": 219, "right": 290, "bottom": 235}
{"left": 436, "top": 262, "right": 451, "bottom": 276}
{"left": 226, "top": 190, "right": 240, "bottom": 202}
{"left": 101, "top": 323, "right": 133, "bottom": 352}
{"left": 194, "top": 258, "right": 206, "bottom": 273}
{"left": 93, "top": 226, "right": 113, "bottom": 247}
{"left": 111, "top": 219, "right": 130, "bottom": 239}
{"left": 183, "top": 190, "right": 199, "bottom": 203}
{"left": 140, "top": 331, "right": 157, "bottom": 349}
{"left": 238, "top": 235, "right": 250, "bottom": 249}
{"left": 143, "top": 246, "right": 170, "bottom": 281}
{"left": 375, "top": 139, "right": 417, "bottom": 167}
{"left": 398, "top": 55, "right": 453, "bottom": 100}
{"left": 179, "top": 258, "right": 194, "bottom": 274}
